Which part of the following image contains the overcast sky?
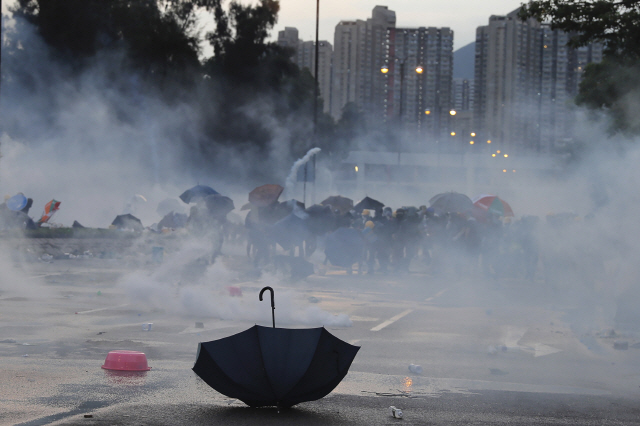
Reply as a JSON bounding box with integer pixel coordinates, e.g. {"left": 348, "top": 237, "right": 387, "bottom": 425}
{"left": 2, "top": 0, "right": 526, "bottom": 51}
{"left": 273, "top": 0, "right": 525, "bottom": 50}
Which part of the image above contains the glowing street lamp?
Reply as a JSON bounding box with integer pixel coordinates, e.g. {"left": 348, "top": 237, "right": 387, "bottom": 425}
{"left": 381, "top": 66, "right": 389, "bottom": 74}
{"left": 415, "top": 65, "right": 424, "bottom": 74}
{"left": 449, "top": 110, "right": 457, "bottom": 116}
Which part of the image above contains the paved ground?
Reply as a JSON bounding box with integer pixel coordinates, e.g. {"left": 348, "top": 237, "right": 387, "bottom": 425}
{"left": 1, "top": 239, "right": 640, "bottom": 425}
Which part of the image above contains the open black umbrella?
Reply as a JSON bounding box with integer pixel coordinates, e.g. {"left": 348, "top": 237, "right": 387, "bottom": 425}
{"left": 429, "top": 192, "right": 474, "bottom": 215}
{"left": 203, "top": 194, "right": 235, "bottom": 219}
{"left": 353, "top": 196, "right": 384, "bottom": 213}
{"left": 271, "top": 213, "right": 311, "bottom": 252}
{"left": 192, "top": 287, "right": 359, "bottom": 409}
{"left": 111, "top": 214, "right": 143, "bottom": 231}
{"left": 320, "top": 195, "right": 353, "bottom": 215}
{"left": 179, "top": 185, "right": 219, "bottom": 204}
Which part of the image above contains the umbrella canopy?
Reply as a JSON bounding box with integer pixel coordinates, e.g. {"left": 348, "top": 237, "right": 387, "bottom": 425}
{"left": 353, "top": 196, "right": 384, "bottom": 213}
{"left": 324, "top": 227, "right": 364, "bottom": 268}
{"left": 271, "top": 213, "right": 311, "bottom": 251}
{"left": 111, "top": 214, "right": 143, "bottom": 231}
{"left": 192, "top": 325, "right": 360, "bottom": 408}
{"left": 429, "top": 192, "right": 474, "bottom": 215}
{"left": 37, "top": 199, "right": 61, "bottom": 224}
{"left": 249, "top": 184, "right": 284, "bottom": 207}
{"left": 158, "top": 211, "right": 188, "bottom": 229}
{"left": 305, "top": 204, "right": 336, "bottom": 235}
{"left": 6, "top": 193, "right": 27, "bottom": 212}
{"left": 203, "top": 194, "right": 235, "bottom": 219}
{"left": 179, "top": 185, "right": 219, "bottom": 204}
{"left": 320, "top": 196, "right": 353, "bottom": 215}
{"left": 156, "top": 198, "right": 184, "bottom": 217}
{"left": 472, "top": 195, "right": 514, "bottom": 217}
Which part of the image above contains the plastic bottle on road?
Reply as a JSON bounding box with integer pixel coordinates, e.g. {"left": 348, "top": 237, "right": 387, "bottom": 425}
{"left": 389, "top": 406, "right": 403, "bottom": 419}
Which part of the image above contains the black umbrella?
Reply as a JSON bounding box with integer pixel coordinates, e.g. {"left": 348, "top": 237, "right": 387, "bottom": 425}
{"left": 203, "top": 194, "right": 235, "bottom": 219}
{"left": 111, "top": 214, "right": 143, "bottom": 231}
{"left": 179, "top": 185, "right": 219, "bottom": 204}
{"left": 270, "top": 213, "right": 311, "bottom": 252}
{"left": 429, "top": 192, "right": 474, "bottom": 215}
{"left": 353, "top": 196, "right": 384, "bottom": 213}
{"left": 192, "top": 287, "right": 360, "bottom": 408}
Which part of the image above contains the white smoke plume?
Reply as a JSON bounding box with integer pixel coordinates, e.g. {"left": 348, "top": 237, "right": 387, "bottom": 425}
{"left": 284, "top": 147, "right": 321, "bottom": 198}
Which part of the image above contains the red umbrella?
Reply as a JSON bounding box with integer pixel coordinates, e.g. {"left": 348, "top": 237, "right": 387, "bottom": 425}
{"left": 472, "top": 195, "right": 514, "bottom": 217}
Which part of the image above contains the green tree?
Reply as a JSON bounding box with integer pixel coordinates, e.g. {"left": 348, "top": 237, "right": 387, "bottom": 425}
{"left": 519, "top": 1, "right": 640, "bottom": 58}
{"left": 11, "top": 0, "right": 201, "bottom": 82}
{"left": 520, "top": 1, "right": 640, "bottom": 134}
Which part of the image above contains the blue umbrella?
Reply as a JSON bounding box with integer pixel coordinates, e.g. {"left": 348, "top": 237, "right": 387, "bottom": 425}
{"left": 179, "top": 185, "right": 219, "bottom": 204}
{"left": 6, "top": 193, "right": 27, "bottom": 212}
{"left": 324, "top": 227, "right": 365, "bottom": 268}
{"left": 271, "top": 213, "right": 311, "bottom": 252}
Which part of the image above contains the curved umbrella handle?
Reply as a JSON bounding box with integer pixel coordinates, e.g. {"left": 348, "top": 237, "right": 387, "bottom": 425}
{"left": 259, "top": 286, "right": 276, "bottom": 328}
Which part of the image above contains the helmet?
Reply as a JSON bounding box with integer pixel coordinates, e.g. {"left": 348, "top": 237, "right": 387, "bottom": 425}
{"left": 362, "top": 209, "right": 370, "bottom": 216}
{"left": 365, "top": 221, "right": 375, "bottom": 229}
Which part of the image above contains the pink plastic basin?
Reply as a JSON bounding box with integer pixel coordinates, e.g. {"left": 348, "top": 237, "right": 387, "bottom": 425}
{"left": 102, "top": 350, "right": 151, "bottom": 371}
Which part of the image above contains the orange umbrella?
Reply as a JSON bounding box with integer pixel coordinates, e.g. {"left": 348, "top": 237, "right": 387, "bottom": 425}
{"left": 248, "top": 184, "right": 284, "bottom": 207}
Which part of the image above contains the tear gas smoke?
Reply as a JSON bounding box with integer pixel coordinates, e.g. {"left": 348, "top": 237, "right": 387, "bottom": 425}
{"left": 3, "top": 9, "right": 640, "bottom": 399}
{"left": 284, "top": 147, "right": 321, "bottom": 198}
{"left": 117, "top": 236, "right": 351, "bottom": 327}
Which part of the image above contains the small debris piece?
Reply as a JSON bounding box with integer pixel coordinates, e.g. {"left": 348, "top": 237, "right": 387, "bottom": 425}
{"left": 83, "top": 414, "right": 93, "bottom": 418}
{"left": 228, "top": 286, "right": 242, "bottom": 297}
{"left": 195, "top": 322, "right": 204, "bottom": 329}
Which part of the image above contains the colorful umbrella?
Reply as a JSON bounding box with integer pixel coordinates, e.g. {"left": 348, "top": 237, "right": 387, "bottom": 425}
{"left": 38, "top": 199, "right": 61, "bottom": 223}
{"left": 472, "top": 195, "right": 514, "bottom": 217}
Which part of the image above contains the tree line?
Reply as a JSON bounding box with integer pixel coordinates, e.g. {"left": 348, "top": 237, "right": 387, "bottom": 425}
{"left": 1, "top": 0, "right": 363, "bottom": 181}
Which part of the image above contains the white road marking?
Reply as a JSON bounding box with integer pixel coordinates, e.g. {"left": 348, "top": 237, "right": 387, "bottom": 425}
{"left": 75, "top": 304, "right": 129, "bottom": 315}
{"left": 424, "top": 288, "right": 448, "bottom": 302}
{"left": 370, "top": 309, "right": 413, "bottom": 332}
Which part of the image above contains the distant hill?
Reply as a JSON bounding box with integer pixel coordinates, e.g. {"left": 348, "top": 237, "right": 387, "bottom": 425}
{"left": 453, "top": 41, "right": 475, "bottom": 80}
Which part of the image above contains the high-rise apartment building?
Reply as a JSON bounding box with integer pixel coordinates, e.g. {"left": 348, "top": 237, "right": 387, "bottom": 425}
{"left": 277, "top": 28, "right": 334, "bottom": 114}
{"left": 330, "top": 6, "right": 396, "bottom": 121}
{"left": 383, "top": 27, "right": 454, "bottom": 140}
{"left": 474, "top": 8, "right": 603, "bottom": 153}
{"left": 452, "top": 78, "right": 474, "bottom": 112}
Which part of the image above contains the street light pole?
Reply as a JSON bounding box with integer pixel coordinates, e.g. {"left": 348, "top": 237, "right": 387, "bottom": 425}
{"left": 307, "top": 0, "right": 320, "bottom": 206}
{"left": 381, "top": 59, "right": 423, "bottom": 164}
{"left": 313, "top": 0, "right": 319, "bottom": 134}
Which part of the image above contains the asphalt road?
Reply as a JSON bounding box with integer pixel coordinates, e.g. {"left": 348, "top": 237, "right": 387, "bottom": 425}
{"left": 1, "top": 242, "right": 640, "bottom": 425}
